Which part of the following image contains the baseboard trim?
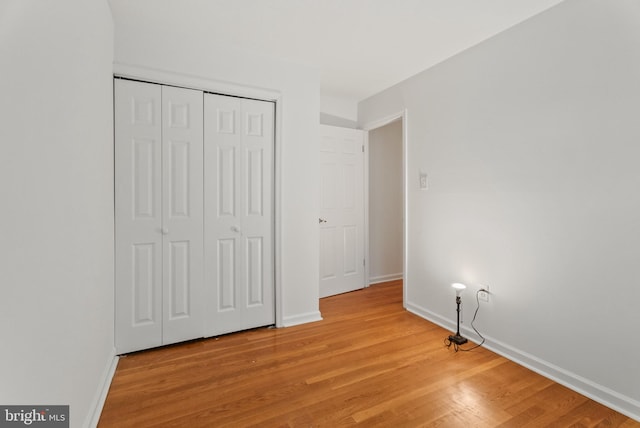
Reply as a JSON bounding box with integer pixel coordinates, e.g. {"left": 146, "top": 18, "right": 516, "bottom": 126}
{"left": 406, "top": 301, "right": 640, "bottom": 423}
{"left": 369, "top": 273, "right": 403, "bottom": 285}
{"left": 281, "top": 311, "right": 323, "bottom": 327}
{"left": 85, "top": 350, "right": 119, "bottom": 428}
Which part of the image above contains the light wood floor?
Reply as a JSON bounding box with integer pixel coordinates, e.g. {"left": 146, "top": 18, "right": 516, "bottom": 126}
{"left": 99, "top": 280, "right": 639, "bottom": 427}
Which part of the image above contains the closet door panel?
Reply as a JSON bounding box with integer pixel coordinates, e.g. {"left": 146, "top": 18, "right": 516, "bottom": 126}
{"left": 115, "top": 80, "right": 163, "bottom": 354}
{"left": 240, "top": 99, "right": 274, "bottom": 324}
{"left": 116, "top": 81, "right": 205, "bottom": 354}
{"left": 161, "top": 85, "right": 204, "bottom": 345}
{"left": 204, "top": 94, "right": 274, "bottom": 337}
{"left": 205, "top": 95, "right": 244, "bottom": 334}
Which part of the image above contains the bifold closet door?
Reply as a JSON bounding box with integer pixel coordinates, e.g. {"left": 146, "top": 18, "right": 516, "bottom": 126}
{"left": 204, "top": 94, "right": 275, "bottom": 336}
{"left": 115, "top": 79, "right": 204, "bottom": 354}
{"left": 160, "top": 85, "right": 204, "bottom": 346}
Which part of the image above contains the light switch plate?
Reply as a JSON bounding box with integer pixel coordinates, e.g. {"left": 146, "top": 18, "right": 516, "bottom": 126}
{"left": 419, "top": 172, "right": 428, "bottom": 189}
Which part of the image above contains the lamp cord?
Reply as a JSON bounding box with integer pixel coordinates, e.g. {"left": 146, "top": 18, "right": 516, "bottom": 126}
{"left": 444, "top": 289, "right": 486, "bottom": 352}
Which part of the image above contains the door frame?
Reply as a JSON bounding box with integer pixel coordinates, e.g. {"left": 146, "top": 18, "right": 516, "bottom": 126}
{"left": 113, "top": 62, "right": 285, "bottom": 327}
{"left": 361, "top": 110, "right": 408, "bottom": 306}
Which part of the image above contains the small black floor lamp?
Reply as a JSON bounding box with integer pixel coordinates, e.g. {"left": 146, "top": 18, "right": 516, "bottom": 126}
{"left": 448, "top": 283, "right": 468, "bottom": 345}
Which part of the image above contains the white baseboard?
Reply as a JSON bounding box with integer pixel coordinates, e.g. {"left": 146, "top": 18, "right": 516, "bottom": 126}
{"left": 281, "top": 311, "right": 323, "bottom": 327}
{"left": 369, "top": 273, "right": 403, "bottom": 285}
{"left": 406, "top": 301, "right": 640, "bottom": 423}
{"left": 84, "top": 350, "right": 119, "bottom": 428}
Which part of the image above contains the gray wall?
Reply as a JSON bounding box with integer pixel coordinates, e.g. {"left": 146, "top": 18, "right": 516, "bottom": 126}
{"left": 368, "top": 120, "right": 403, "bottom": 283}
{"left": 0, "top": 1, "right": 115, "bottom": 426}
{"left": 359, "top": 0, "right": 640, "bottom": 419}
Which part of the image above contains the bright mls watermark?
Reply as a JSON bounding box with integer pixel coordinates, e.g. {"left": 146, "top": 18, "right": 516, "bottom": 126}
{"left": 0, "top": 406, "right": 68, "bottom": 428}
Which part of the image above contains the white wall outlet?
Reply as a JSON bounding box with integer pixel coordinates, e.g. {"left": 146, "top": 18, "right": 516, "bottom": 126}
{"left": 478, "top": 285, "right": 489, "bottom": 302}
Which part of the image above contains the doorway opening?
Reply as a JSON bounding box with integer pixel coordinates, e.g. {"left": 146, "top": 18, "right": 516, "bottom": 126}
{"left": 363, "top": 111, "right": 407, "bottom": 305}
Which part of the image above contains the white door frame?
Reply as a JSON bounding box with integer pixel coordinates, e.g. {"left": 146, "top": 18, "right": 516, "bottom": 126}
{"left": 361, "top": 110, "right": 408, "bottom": 306}
{"left": 113, "top": 62, "right": 285, "bottom": 328}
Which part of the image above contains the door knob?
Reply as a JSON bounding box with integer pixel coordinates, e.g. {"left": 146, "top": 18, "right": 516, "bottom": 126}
{"left": 319, "top": 218, "right": 327, "bottom": 224}
{"left": 231, "top": 226, "right": 241, "bottom": 233}
{"left": 161, "top": 228, "right": 169, "bottom": 235}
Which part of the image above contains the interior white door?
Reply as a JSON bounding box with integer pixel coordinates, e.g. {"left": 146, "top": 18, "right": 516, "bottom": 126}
{"left": 319, "top": 125, "right": 365, "bottom": 298}
{"left": 204, "top": 93, "right": 275, "bottom": 336}
{"left": 115, "top": 79, "right": 163, "bottom": 353}
{"left": 115, "top": 79, "right": 204, "bottom": 354}
{"left": 160, "top": 85, "right": 204, "bottom": 345}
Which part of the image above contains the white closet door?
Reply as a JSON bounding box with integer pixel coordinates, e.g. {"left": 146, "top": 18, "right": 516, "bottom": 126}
{"left": 204, "top": 94, "right": 275, "bottom": 336}
{"left": 115, "top": 80, "right": 204, "bottom": 354}
{"left": 115, "top": 80, "right": 163, "bottom": 353}
{"left": 161, "top": 85, "right": 204, "bottom": 345}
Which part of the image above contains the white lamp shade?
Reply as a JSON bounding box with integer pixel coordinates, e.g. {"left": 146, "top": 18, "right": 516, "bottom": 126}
{"left": 451, "top": 282, "right": 466, "bottom": 296}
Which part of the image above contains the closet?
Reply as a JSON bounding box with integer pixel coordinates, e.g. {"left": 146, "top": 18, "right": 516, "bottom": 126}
{"left": 114, "top": 79, "right": 275, "bottom": 354}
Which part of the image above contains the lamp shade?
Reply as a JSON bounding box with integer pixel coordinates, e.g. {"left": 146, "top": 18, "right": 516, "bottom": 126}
{"left": 451, "top": 282, "right": 466, "bottom": 296}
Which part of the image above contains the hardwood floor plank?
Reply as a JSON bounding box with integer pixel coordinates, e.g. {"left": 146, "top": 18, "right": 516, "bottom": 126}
{"left": 99, "top": 280, "right": 639, "bottom": 427}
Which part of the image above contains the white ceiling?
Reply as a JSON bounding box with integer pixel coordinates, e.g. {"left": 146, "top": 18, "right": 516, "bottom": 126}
{"left": 108, "top": 0, "right": 565, "bottom": 101}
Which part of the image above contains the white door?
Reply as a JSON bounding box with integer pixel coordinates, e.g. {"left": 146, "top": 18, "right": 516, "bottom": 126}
{"left": 115, "top": 80, "right": 163, "bottom": 353}
{"left": 319, "top": 125, "right": 365, "bottom": 297}
{"left": 160, "top": 85, "right": 204, "bottom": 345}
{"left": 115, "top": 79, "right": 204, "bottom": 354}
{"left": 204, "top": 93, "right": 275, "bottom": 336}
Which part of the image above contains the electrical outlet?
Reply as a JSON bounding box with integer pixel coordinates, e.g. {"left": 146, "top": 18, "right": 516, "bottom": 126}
{"left": 478, "top": 286, "right": 489, "bottom": 302}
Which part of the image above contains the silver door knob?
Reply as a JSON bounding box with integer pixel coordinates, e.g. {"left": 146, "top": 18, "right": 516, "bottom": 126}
{"left": 231, "top": 226, "right": 241, "bottom": 233}
{"left": 319, "top": 218, "right": 327, "bottom": 224}
{"left": 161, "top": 228, "right": 169, "bottom": 235}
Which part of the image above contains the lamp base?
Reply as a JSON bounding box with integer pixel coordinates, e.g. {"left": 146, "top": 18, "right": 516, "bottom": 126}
{"left": 448, "top": 334, "right": 468, "bottom": 345}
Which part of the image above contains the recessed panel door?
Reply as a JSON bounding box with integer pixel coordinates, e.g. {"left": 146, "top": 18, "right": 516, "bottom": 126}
{"left": 115, "top": 80, "right": 205, "bottom": 354}
{"left": 319, "top": 125, "right": 365, "bottom": 298}
{"left": 115, "top": 79, "right": 163, "bottom": 353}
{"left": 204, "top": 94, "right": 274, "bottom": 336}
{"left": 161, "top": 85, "right": 204, "bottom": 345}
